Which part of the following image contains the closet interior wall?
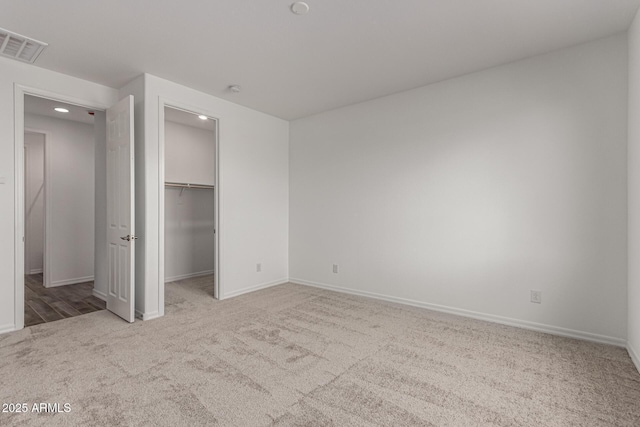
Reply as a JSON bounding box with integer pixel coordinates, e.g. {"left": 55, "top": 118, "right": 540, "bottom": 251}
{"left": 164, "top": 108, "right": 216, "bottom": 283}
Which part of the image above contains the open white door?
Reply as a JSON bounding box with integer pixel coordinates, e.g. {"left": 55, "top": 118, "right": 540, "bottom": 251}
{"left": 106, "top": 95, "right": 135, "bottom": 322}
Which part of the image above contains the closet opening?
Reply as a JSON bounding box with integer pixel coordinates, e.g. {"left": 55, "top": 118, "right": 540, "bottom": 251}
{"left": 23, "top": 95, "right": 108, "bottom": 326}
{"left": 161, "top": 106, "right": 218, "bottom": 308}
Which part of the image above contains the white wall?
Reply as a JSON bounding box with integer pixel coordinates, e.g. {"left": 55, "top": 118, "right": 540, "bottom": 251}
{"left": 165, "top": 188, "right": 215, "bottom": 281}
{"left": 290, "top": 35, "right": 628, "bottom": 344}
{"left": 25, "top": 113, "right": 96, "bottom": 287}
{"left": 628, "top": 11, "right": 640, "bottom": 370}
{"left": 24, "top": 132, "right": 45, "bottom": 274}
{"left": 164, "top": 119, "right": 215, "bottom": 282}
{"left": 93, "top": 111, "right": 108, "bottom": 300}
{"left": 123, "top": 74, "right": 289, "bottom": 319}
{"left": 165, "top": 120, "right": 215, "bottom": 185}
{"left": 0, "top": 57, "right": 118, "bottom": 333}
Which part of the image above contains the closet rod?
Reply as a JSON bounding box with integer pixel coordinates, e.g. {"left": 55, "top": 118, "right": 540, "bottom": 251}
{"left": 165, "top": 182, "right": 214, "bottom": 190}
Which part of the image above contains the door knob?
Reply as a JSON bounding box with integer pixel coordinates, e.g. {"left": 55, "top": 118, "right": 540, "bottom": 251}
{"left": 120, "top": 235, "right": 138, "bottom": 241}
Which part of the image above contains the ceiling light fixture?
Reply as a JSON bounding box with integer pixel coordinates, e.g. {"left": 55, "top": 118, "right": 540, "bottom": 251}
{"left": 54, "top": 107, "right": 69, "bottom": 113}
{"left": 198, "top": 115, "right": 208, "bottom": 120}
{"left": 228, "top": 85, "right": 241, "bottom": 93}
{"left": 291, "top": 1, "right": 310, "bottom": 15}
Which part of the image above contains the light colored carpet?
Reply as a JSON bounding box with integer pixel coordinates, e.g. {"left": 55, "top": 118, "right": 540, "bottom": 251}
{"left": 1, "top": 276, "right": 639, "bottom": 426}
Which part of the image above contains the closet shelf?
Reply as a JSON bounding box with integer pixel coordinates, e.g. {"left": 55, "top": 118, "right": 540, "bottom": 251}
{"left": 165, "top": 181, "right": 214, "bottom": 190}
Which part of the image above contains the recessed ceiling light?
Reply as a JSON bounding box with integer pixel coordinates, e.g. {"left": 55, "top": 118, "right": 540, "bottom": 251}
{"left": 291, "top": 1, "right": 310, "bottom": 15}
{"left": 198, "top": 115, "right": 208, "bottom": 120}
{"left": 54, "top": 107, "right": 69, "bottom": 113}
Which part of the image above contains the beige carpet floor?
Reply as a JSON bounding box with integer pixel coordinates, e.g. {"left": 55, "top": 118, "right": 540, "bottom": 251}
{"left": 1, "top": 276, "right": 639, "bottom": 426}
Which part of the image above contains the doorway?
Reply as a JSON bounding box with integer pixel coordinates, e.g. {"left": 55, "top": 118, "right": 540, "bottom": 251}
{"left": 161, "top": 105, "right": 219, "bottom": 309}
{"left": 14, "top": 86, "right": 136, "bottom": 330}
{"left": 22, "top": 96, "right": 106, "bottom": 326}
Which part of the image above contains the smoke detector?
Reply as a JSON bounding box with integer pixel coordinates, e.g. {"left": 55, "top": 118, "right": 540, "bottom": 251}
{"left": 228, "top": 85, "right": 241, "bottom": 93}
{"left": 0, "top": 27, "right": 47, "bottom": 64}
{"left": 291, "top": 2, "right": 310, "bottom": 15}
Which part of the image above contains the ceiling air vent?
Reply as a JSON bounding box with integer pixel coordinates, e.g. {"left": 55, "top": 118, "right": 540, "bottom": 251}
{"left": 0, "top": 28, "right": 47, "bottom": 64}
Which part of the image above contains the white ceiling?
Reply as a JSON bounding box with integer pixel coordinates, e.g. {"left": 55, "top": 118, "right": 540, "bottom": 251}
{"left": 24, "top": 95, "right": 95, "bottom": 125}
{"left": 165, "top": 107, "right": 216, "bottom": 132}
{"left": 24, "top": 95, "right": 217, "bottom": 132}
{"left": 4, "top": 1, "right": 640, "bottom": 120}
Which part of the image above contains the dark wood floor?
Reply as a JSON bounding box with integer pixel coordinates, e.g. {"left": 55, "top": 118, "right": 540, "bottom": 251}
{"left": 24, "top": 274, "right": 106, "bottom": 327}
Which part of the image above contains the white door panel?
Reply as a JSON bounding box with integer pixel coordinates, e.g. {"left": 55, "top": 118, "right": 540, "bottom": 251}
{"left": 106, "top": 95, "right": 135, "bottom": 322}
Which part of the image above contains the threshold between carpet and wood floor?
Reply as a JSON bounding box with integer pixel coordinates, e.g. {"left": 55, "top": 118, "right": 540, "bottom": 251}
{"left": 24, "top": 274, "right": 106, "bottom": 326}
{"left": 1, "top": 276, "right": 639, "bottom": 426}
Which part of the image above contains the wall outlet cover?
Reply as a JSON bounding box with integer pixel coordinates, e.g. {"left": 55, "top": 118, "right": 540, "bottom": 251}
{"left": 530, "top": 290, "right": 542, "bottom": 304}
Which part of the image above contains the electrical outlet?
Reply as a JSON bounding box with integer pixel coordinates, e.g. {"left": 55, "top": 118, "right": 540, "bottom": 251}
{"left": 256, "top": 263, "right": 261, "bottom": 272}
{"left": 332, "top": 264, "right": 339, "bottom": 274}
{"left": 530, "top": 290, "right": 542, "bottom": 304}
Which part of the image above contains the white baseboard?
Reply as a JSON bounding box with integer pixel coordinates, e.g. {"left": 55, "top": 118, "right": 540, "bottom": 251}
{"left": 165, "top": 270, "right": 214, "bottom": 283}
{"left": 28, "top": 268, "right": 43, "bottom": 275}
{"left": 223, "top": 277, "right": 289, "bottom": 299}
{"left": 135, "top": 310, "right": 161, "bottom": 321}
{"left": 48, "top": 275, "right": 94, "bottom": 288}
{"left": 0, "top": 323, "right": 18, "bottom": 335}
{"left": 290, "top": 278, "right": 627, "bottom": 348}
{"left": 92, "top": 289, "right": 107, "bottom": 301}
{"left": 628, "top": 341, "right": 640, "bottom": 374}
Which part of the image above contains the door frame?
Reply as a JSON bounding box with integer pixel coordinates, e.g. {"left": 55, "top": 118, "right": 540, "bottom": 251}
{"left": 158, "top": 97, "right": 221, "bottom": 309}
{"left": 24, "top": 128, "right": 50, "bottom": 282}
{"left": 14, "top": 84, "right": 110, "bottom": 330}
